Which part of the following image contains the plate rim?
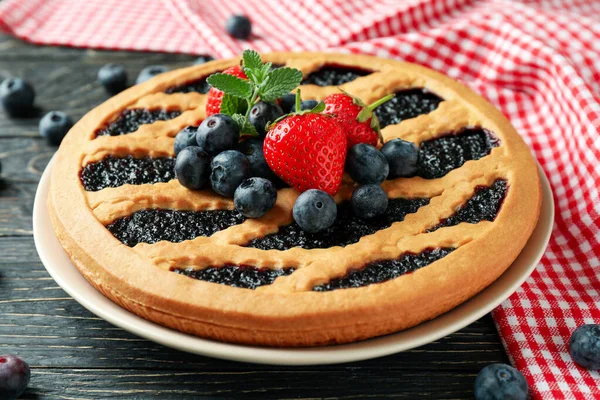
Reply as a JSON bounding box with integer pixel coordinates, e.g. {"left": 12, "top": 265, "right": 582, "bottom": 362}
{"left": 33, "top": 158, "right": 554, "bottom": 365}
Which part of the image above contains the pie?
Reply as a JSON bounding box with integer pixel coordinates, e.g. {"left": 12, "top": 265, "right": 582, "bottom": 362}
{"left": 48, "top": 52, "right": 541, "bottom": 347}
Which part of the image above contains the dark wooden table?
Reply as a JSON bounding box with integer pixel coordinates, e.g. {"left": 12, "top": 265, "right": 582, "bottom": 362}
{"left": 0, "top": 34, "right": 509, "bottom": 399}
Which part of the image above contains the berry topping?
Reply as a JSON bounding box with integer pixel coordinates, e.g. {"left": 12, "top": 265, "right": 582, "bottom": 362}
{"left": 107, "top": 209, "right": 245, "bottom": 246}
{"left": 381, "top": 138, "right": 420, "bottom": 178}
{"left": 345, "top": 143, "right": 389, "bottom": 185}
{"left": 193, "top": 55, "right": 215, "bottom": 65}
{"left": 569, "top": 324, "right": 600, "bottom": 370}
{"left": 175, "top": 147, "right": 211, "bottom": 190}
{"left": 136, "top": 65, "right": 168, "bottom": 85}
{"left": 165, "top": 78, "right": 209, "bottom": 94}
{"left": 95, "top": 108, "right": 181, "bottom": 137}
{"left": 248, "top": 101, "right": 283, "bottom": 137}
{"left": 279, "top": 93, "right": 296, "bottom": 113}
{"left": 39, "top": 111, "right": 74, "bottom": 146}
{"left": 302, "top": 66, "right": 372, "bottom": 87}
{"left": 237, "top": 138, "right": 280, "bottom": 182}
{"left": 300, "top": 99, "right": 319, "bottom": 110}
{"left": 234, "top": 177, "right": 277, "bottom": 218}
{"left": 174, "top": 126, "right": 200, "bottom": 155}
{"left": 195, "top": 114, "right": 240, "bottom": 156}
{"left": 293, "top": 189, "right": 337, "bottom": 233}
{"left": 351, "top": 184, "right": 388, "bottom": 219}
{"left": 474, "top": 364, "right": 528, "bottom": 400}
{"left": 210, "top": 150, "right": 251, "bottom": 197}
{"left": 97, "top": 63, "right": 128, "bottom": 94}
{"left": 323, "top": 91, "right": 393, "bottom": 148}
{"left": 225, "top": 15, "right": 252, "bottom": 39}
{"left": 374, "top": 88, "right": 443, "bottom": 129}
{"left": 0, "top": 354, "right": 30, "bottom": 400}
{"left": 313, "top": 247, "right": 453, "bottom": 291}
{"left": 0, "top": 78, "right": 35, "bottom": 117}
{"left": 205, "top": 65, "right": 248, "bottom": 117}
{"left": 174, "top": 265, "right": 294, "bottom": 289}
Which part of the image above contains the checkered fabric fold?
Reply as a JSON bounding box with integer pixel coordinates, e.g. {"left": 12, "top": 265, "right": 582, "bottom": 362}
{"left": 1, "top": 0, "right": 599, "bottom": 397}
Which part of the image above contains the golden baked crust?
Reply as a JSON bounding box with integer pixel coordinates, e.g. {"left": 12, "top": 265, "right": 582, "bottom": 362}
{"left": 48, "top": 52, "right": 541, "bottom": 347}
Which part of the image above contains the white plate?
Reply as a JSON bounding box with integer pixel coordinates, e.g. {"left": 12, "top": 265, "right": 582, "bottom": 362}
{"left": 33, "top": 159, "right": 554, "bottom": 365}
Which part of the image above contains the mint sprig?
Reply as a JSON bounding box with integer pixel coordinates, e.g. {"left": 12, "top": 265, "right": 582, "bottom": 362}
{"left": 206, "top": 50, "right": 303, "bottom": 136}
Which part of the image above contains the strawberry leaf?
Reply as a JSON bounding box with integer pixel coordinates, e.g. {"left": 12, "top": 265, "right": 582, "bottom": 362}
{"left": 220, "top": 93, "right": 248, "bottom": 115}
{"left": 309, "top": 101, "right": 326, "bottom": 113}
{"left": 231, "top": 113, "right": 259, "bottom": 137}
{"left": 206, "top": 73, "right": 253, "bottom": 98}
{"left": 259, "top": 68, "right": 303, "bottom": 102}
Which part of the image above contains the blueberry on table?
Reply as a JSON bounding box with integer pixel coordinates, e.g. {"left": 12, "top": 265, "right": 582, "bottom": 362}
{"left": 474, "top": 363, "right": 528, "bottom": 400}
{"left": 293, "top": 189, "right": 337, "bottom": 233}
{"left": 569, "top": 324, "right": 600, "bottom": 370}
{"left": 97, "top": 63, "right": 128, "bottom": 94}
{"left": 279, "top": 93, "right": 296, "bottom": 113}
{"left": 381, "top": 138, "right": 420, "bottom": 178}
{"left": 351, "top": 184, "right": 388, "bottom": 219}
{"left": 210, "top": 150, "right": 251, "bottom": 197}
{"left": 346, "top": 143, "right": 389, "bottom": 184}
{"left": 225, "top": 15, "right": 252, "bottom": 39}
{"left": 0, "top": 354, "right": 31, "bottom": 400}
{"left": 194, "top": 55, "right": 215, "bottom": 65}
{"left": 237, "top": 138, "right": 280, "bottom": 182}
{"left": 39, "top": 111, "right": 74, "bottom": 146}
{"left": 248, "top": 101, "right": 284, "bottom": 137}
{"left": 174, "top": 126, "right": 200, "bottom": 155}
{"left": 175, "top": 146, "right": 211, "bottom": 190}
{"left": 300, "top": 100, "right": 319, "bottom": 111}
{"left": 0, "top": 78, "right": 35, "bottom": 117}
{"left": 136, "top": 65, "right": 168, "bottom": 85}
{"left": 196, "top": 114, "right": 240, "bottom": 156}
{"left": 234, "top": 177, "right": 277, "bottom": 218}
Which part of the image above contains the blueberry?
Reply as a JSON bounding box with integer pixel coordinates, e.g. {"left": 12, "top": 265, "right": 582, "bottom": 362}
{"left": 225, "top": 15, "right": 252, "bottom": 39}
{"left": 175, "top": 146, "right": 211, "bottom": 190}
{"left": 234, "top": 177, "right": 277, "bottom": 218}
{"left": 174, "top": 126, "right": 199, "bottom": 155}
{"left": 97, "top": 63, "right": 128, "bottom": 94}
{"left": 0, "top": 78, "right": 35, "bottom": 117}
{"left": 346, "top": 143, "right": 389, "bottom": 184}
{"left": 0, "top": 354, "right": 31, "bottom": 400}
{"left": 474, "top": 363, "right": 528, "bottom": 400}
{"left": 351, "top": 184, "right": 388, "bottom": 219}
{"left": 381, "top": 138, "right": 420, "bottom": 178}
{"left": 280, "top": 93, "right": 296, "bottom": 113}
{"left": 39, "top": 111, "right": 74, "bottom": 146}
{"left": 210, "top": 150, "right": 251, "bottom": 197}
{"left": 237, "top": 138, "right": 279, "bottom": 182}
{"left": 293, "top": 189, "right": 337, "bottom": 233}
{"left": 569, "top": 324, "right": 600, "bottom": 370}
{"left": 196, "top": 114, "right": 240, "bottom": 156}
{"left": 136, "top": 65, "right": 168, "bottom": 85}
{"left": 248, "top": 101, "right": 283, "bottom": 137}
{"left": 193, "top": 55, "right": 215, "bottom": 65}
{"left": 300, "top": 100, "right": 319, "bottom": 111}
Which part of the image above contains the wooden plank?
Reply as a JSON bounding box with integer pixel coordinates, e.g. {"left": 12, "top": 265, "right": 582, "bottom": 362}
{"left": 0, "top": 182, "right": 36, "bottom": 236}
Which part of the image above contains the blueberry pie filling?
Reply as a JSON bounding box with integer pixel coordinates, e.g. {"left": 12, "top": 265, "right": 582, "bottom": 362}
{"left": 173, "top": 265, "right": 295, "bottom": 289}
{"left": 301, "top": 65, "right": 373, "bottom": 86}
{"left": 95, "top": 108, "right": 181, "bottom": 137}
{"left": 375, "top": 89, "right": 443, "bottom": 129}
{"left": 165, "top": 78, "right": 210, "bottom": 94}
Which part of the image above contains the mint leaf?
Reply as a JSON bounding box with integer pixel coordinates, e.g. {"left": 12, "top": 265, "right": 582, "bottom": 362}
{"left": 206, "top": 73, "right": 252, "bottom": 98}
{"left": 220, "top": 93, "right": 248, "bottom": 115}
{"left": 259, "top": 67, "right": 303, "bottom": 102}
{"left": 231, "top": 114, "right": 258, "bottom": 137}
{"left": 242, "top": 50, "right": 263, "bottom": 73}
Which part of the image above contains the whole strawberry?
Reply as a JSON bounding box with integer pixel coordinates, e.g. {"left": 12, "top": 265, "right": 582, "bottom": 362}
{"left": 205, "top": 65, "right": 248, "bottom": 116}
{"left": 264, "top": 91, "right": 347, "bottom": 195}
{"left": 323, "top": 91, "right": 394, "bottom": 149}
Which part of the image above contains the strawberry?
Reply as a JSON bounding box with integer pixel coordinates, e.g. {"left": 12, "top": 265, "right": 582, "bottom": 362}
{"left": 323, "top": 92, "right": 394, "bottom": 149}
{"left": 264, "top": 95, "right": 347, "bottom": 195}
{"left": 205, "top": 65, "right": 248, "bottom": 116}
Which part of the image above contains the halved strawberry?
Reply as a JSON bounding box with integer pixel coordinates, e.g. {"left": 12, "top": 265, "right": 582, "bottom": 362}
{"left": 323, "top": 91, "right": 394, "bottom": 149}
{"left": 205, "top": 65, "right": 248, "bottom": 116}
{"left": 264, "top": 96, "right": 347, "bottom": 195}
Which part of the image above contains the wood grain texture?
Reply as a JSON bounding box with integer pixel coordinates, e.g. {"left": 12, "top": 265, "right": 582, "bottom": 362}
{"left": 0, "top": 33, "right": 509, "bottom": 399}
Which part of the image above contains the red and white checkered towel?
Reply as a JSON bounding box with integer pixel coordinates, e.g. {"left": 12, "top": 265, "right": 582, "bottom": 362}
{"left": 2, "top": 0, "right": 599, "bottom": 397}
